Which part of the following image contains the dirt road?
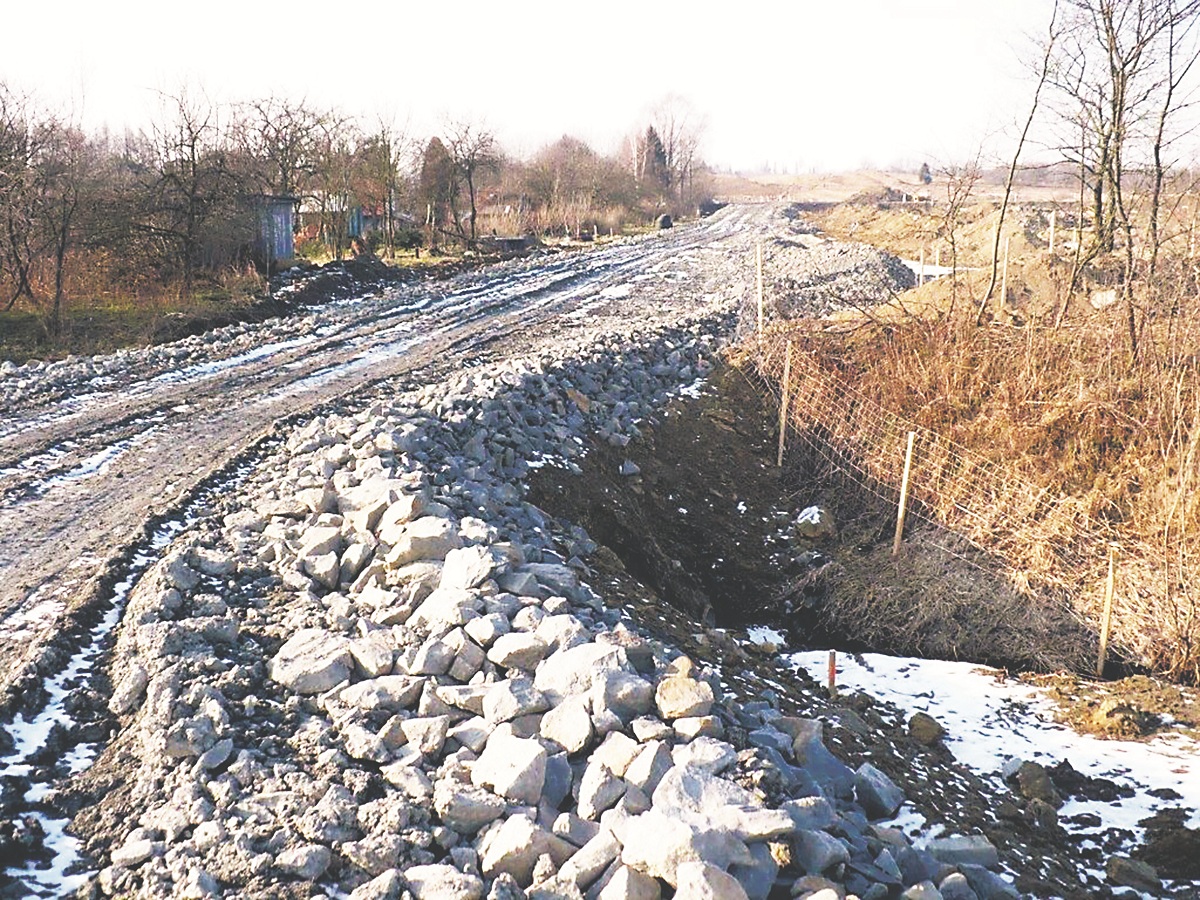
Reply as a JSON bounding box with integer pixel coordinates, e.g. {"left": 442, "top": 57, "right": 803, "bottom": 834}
{"left": 0, "top": 207, "right": 769, "bottom": 715}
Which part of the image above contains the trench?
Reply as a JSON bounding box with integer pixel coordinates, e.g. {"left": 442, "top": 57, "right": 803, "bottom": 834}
{"left": 525, "top": 357, "right": 1081, "bottom": 668}
{"left": 526, "top": 354, "right": 1200, "bottom": 895}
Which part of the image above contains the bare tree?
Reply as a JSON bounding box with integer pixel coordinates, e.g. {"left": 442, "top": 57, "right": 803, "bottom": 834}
{"left": 938, "top": 155, "right": 982, "bottom": 317}
{"left": 0, "top": 86, "right": 93, "bottom": 334}
{"left": 1148, "top": 2, "right": 1200, "bottom": 278}
{"left": 235, "top": 96, "right": 324, "bottom": 199}
{"left": 1047, "top": 0, "right": 1200, "bottom": 353}
{"left": 142, "top": 88, "right": 249, "bottom": 295}
{"left": 649, "top": 95, "right": 705, "bottom": 207}
{"left": 445, "top": 121, "right": 499, "bottom": 247}
{"left": 356, "top": 117, "right": 414, "bottom": 257}
{"left": 980, "top": 0, "right": 1062, "bottom": 324}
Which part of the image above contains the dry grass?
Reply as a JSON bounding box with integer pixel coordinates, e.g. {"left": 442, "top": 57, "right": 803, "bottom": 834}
{"left": 750, "top": 198, "right": 1200, "bottom": 683}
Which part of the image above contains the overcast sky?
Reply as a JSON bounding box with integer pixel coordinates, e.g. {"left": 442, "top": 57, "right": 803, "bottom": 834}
{"left": 2, "top": 0, "right": 1054, "bottom": 172}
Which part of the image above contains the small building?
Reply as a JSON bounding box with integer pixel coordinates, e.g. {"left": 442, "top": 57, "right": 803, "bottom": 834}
{"left": 256, "top": 195, "right": 296, "bottom": 269}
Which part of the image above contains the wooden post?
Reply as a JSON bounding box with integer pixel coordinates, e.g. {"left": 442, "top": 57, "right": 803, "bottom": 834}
{"left": 1096, "top": 546, "right": 1117, "bottom": 677}
{"left": 892, "top": 432, "right": 917, "bottom": 556}
{"left": 777, "top": 341, "right": 793, "bottom": 467}
{"left": 756, "top": 242, "right": 765, "bottom": 337}
{"left": 999, "top": 235, "right": 1010, "bottom": 311}
{"left": 827, "top": 650, "right": 837, "bottom": 698}
{"left": 1048, "top": 210, "right": 1056, "bottom": 255}
{"left": 934, "top": 245, "right": 941, "bottom": 268}
{"left": 919, "top": 247, "right": 925, "bottom": 286}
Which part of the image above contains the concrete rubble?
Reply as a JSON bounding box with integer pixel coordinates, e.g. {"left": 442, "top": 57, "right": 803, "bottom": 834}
{"left": 87, "top": 293, "right": 1016, "bottom": 900}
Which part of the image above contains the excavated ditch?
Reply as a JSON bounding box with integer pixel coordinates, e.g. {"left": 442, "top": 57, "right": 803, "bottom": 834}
{"left": 526, "top": 355, "right": 1200, "bottom": 896}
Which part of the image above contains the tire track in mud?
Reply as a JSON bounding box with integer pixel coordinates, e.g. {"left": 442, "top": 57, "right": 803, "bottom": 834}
{"left": 0, "top": 211, "right": 765, "bottom": 715}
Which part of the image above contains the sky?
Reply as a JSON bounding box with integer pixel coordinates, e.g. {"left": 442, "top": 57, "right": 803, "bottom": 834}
{"left": 2, "top": 0, "right": 1055, "bottom": 173}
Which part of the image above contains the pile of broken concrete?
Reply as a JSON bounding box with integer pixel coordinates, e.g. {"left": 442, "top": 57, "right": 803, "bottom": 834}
{"left": 89, "top": 309, "right": 1017, "bottom": 900}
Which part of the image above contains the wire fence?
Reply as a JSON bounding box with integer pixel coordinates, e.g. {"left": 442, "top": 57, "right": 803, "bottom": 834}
{"left": 744, "top": 248, "right": 1200, "bottom": 681}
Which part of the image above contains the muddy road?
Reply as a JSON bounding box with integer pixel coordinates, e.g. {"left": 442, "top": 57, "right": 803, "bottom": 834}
{"left": 0, "top": 207, "right": 767, "bottom": 715}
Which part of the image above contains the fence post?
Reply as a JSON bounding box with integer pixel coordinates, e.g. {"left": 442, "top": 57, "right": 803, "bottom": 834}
{"left": 756, "top": 242, "right": 765, "bottom": 338}
{"left": 1049, "top": 210, "right": 1056, "bottom": 255}
{"left": 999, "top": 236, "right": 1010, "bottom": 312}
{"left": 827, "top": 650, "right": 837, "bottom": 698}
{"left": 1096, "top": 546, "right": 1117, "bottom": 677}
{"left": 892, "top": 432, "right": 917, "bottom": 556}
{"left": 777, "top": 340, "right": 793, "bottom": 467}
{"left": 919, "top": 247, "right": 925, "bottom": 286}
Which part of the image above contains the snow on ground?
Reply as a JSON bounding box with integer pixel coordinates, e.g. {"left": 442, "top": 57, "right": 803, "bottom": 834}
{"left": 787, "top": 652, "right": 1200, "bottom": 847}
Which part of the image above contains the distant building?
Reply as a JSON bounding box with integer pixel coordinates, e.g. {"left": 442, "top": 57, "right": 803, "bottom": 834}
{"left": 256, "top": 195, "right": 296, "bottom": 269}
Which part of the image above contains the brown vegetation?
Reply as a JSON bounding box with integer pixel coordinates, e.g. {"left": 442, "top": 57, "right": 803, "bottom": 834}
{"left": 754, "top": 189, "right": 1200, "bottom": 683}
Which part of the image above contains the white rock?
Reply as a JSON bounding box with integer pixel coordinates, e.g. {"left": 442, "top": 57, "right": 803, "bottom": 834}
{"left": 654, "top": 676, "right": 714, "bottom": 720}
{"left": 651, "top": 766, "right": 795, "bottom": 843}
{"left": 488, "top": 632, "right": 550, "bottom": 671}
{"left": 674, "top": 862, "right": 749, "bottom": 900}
{"left": 440, "top": 544, "right": 497, "bottom": 591}
{"left": 472, "top": 733, "right": 548, "bottom": 804}
{"left": 620, "top": 809, "right": 751, "bottom": 886}
{"left": 479, "top": 815, "right": 573, "bottom": 885}
{"left": 535, "top": 643, "right": 628, "bottom": 703}
{"left": 404, "top": 864, "right": 485, "bottom": 900}
{"left": 268, "top": 629, "right": 352, "bottom": 694}
{"left": 540, "top": 697, "right": 594, "bottom": 754}
{"left": 597, "top": 865, "right": 661, "bottom": 900}
{"left": 385, "top": 517, "right": 462, "bottom": 567}
{"left": 556, "top": 828, "right": 622, "bottom": 889}
{"left": 433, "top": 779, "right": 506, "bottom": 834}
